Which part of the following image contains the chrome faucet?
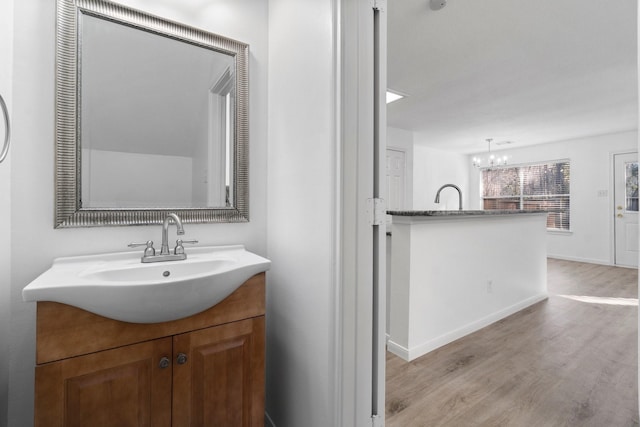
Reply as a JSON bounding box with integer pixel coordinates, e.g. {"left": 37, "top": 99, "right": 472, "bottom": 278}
{"left": 434, "top": 184, "right": 463, "bottom": 211}
{"left": 160, "top": 213, "right": 184, "bottom": 255}
{"left": 128, "top": 213, "right": 198, "bottom": 263}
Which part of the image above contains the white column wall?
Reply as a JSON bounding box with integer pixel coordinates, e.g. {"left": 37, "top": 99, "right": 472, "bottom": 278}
{"left": 266, "top": 0, "right": 338, "bottom": 425}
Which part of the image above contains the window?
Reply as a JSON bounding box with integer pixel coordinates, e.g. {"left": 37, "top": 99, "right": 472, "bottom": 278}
{"left": 482, "top": 161, "right": 571, "bottom": 231}
{"left": 625, "top": 161, "right": 638, "bottom": 212}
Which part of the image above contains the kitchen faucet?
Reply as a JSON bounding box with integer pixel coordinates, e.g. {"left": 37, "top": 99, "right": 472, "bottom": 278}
{"left": 128, "top": 213, "right": 198, "bottom": 263}
{"left": 434, "top": 184, "right": 463, "bottom": 211}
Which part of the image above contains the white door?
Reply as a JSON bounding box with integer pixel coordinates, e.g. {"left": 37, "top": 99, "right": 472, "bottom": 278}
{"left": 614, "top": 152, "right": 638, "bottom": 267}
{"left": 386, "top": 149, "right": 406, "bottom": 211}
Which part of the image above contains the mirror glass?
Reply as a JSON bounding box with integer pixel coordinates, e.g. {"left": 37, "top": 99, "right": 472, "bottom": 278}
{"left": 55, "top": 0, "right": 249, "bottom": 227}
{"left": 80, "top": 13, "right": 235, "bottom": 209}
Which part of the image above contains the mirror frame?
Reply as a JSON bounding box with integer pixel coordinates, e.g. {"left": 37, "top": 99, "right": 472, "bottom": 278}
{"left": 55, "top": 0, "right": 249, "bottom": 228}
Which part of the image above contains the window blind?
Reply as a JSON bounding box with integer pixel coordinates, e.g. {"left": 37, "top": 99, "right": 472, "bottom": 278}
{"left": 481, "top": 161, "right": 570, "bottom": 230}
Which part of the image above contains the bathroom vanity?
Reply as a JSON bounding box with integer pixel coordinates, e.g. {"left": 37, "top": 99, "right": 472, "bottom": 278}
{"left": 387, "top": 210, "right": 548, "bottom": 361}
{"left": 33, "top": 273, "right": 265, "bottom": 426}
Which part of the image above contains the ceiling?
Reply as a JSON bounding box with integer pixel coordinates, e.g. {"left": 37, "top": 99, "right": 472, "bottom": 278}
{"left": 387, "top": 0, "right": 638, "bottom": 154}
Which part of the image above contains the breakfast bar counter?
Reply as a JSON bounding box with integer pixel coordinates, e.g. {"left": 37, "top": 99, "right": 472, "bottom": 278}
{"left": 387, "top": 210, "right": 548, "bottom": 361}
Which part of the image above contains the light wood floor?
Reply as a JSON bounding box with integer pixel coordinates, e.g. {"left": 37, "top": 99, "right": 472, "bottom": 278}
{"left": 386, "top": 259, "right": 639, "bottom": 427}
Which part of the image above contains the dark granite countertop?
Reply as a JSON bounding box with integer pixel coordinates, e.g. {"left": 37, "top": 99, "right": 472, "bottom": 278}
{"left": 387, "top": 210, "right": 546, "bottom": 216}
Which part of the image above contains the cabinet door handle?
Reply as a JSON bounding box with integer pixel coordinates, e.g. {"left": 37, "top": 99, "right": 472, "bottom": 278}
{"left": 177, "top": 353, "right": 188, "bottom": 365}
{"left": 159, "top": 356, "right": 170, "bottom": 369}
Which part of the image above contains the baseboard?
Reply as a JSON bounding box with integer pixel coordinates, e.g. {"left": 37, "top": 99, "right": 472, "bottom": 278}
{"left": 547, "top": 254, "right": 638, "bottom": 269}
{"left": 388, "top": 293, "right": 548, "bottom": 362}
{"left": 547, "top": 254, "right": 612, "bottom": 266}
{"left": 386, "top": 340, "right": 410, "bottom": 360}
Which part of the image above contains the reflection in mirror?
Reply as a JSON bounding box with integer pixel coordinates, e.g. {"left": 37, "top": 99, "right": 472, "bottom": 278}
{"left": 80, "top": 13, "right": 235, "bottom": 209}
{"left": 55, "top": 0, "right": 249, "bottom": 227}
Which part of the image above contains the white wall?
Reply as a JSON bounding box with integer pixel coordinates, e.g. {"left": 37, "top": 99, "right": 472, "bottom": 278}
{"left": 413, "top": 141, "right": 470, "bottom": 210}
{"left": 0, "top": 0, "right": 13, "bottom": 424}
{"left": 82, "top": 150, "right": 194, "bottom": 208}
{"left": 8, "top": 1, "right": 268, "bottom": 425}
{"left": 468, "top": 130, "right": 638, "bottom": 265}
{"left": 266, "top": 0, "right": 338, "bottom": 425}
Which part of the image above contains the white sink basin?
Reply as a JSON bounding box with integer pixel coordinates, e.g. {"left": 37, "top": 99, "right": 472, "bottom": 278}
{"left": 22, "top": 245, "right": 270, "bottom": 323}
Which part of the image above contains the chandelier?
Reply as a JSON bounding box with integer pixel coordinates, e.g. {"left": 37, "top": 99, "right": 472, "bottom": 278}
{"left": 472, "top": 138, "right": 507, "bottom": 168}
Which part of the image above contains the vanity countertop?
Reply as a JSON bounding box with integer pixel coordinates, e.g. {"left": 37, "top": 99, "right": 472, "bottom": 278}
{"left": 387, "top": 209, "right": 546, "bottom": 216}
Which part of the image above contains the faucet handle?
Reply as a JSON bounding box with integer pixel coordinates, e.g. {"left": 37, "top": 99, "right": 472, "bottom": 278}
{"left": 128, "top": 240, "right": 156, "bottom": 257}
{"left": 174, "top": 239, "right": 198, "bottom": 255}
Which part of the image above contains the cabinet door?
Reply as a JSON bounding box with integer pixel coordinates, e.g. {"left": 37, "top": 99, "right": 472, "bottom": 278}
{"left": 35, "top": 338, "right": 173, "bottom": 427}
{"left": 173, "top": 316, "right": 265, "bottom": 426}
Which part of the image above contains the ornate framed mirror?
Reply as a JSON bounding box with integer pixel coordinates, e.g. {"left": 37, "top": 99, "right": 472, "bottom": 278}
{"left": 55, "top": 0, "right": 249, "bottom": 227}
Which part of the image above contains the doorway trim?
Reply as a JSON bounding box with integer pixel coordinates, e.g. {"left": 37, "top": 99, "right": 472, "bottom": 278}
{"left": 336, "top": 0, "right": 387, "bottom": 425}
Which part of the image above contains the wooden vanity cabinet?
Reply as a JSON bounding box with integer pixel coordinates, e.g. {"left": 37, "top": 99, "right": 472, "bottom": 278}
{"left": 34, "top": 273, "right": 266, "bottom": 427}
{"left": 173, "top": 317, "right": 265, "bottom": 425}
{"left": 35, "top": 338, "right": 173, "bottom": 427}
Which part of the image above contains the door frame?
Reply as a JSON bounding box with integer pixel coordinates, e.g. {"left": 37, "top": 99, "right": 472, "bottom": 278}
{"left": 0, "top": 0, "right": 12, "bottom": 423}
{"left": 336, "top": 0, "right": 386, "bottom": 425}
